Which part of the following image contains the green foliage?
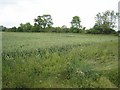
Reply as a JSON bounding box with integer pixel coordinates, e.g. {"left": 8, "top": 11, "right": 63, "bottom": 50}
{"left": 93, "top": 10, "right": 119, "bottom": 34}
{"left": 0, "top": 26, "right": 6, "bottom": 31}
{"left": 70, "top": 16, "right": 83, "bottom": 33}
{"left": 2, "top": 10, "right": 118, "bottom": 34}
{"left": 86, "top": 27, "right": 117, "bottom": 34}
{"left": 19, "top": 23, "right": 33, "bottom": 32}
{"left": 86, "top": 28, "right": 101, "bottom": 34}
{"left": 71, "top": 16, "right": 82, "bottom": 29}
{"left": 2, "top": 32, "right": 118, "bottom": 88}
{"left": 34, "top": 14, "right": 53, "bottom": 29}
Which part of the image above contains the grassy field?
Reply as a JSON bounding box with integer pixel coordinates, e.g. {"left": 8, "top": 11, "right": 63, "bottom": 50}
{"left": 2, "top": 32, "right": 118, "bottom": 88}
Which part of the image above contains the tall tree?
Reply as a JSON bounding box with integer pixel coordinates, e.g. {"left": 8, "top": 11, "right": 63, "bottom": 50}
{"left": 0, "top": 26, "right": 6, "bottom": 31}
{"left": 19, "top": 23, "right": 32, "bottom": 32}
{"left": 71, "top": 16, "right": 82, "bottom": 29}
{"left": 70, "top": 16, "right": 82, "bottom": 33}
{"left": 43, "top": 15, "right": 53, "bottom": 28}
{"left": 34, "top": 14, "right": 53, "bottom": 29}
{"left": 95, "top": 10, "right": 119, "bottom": 33}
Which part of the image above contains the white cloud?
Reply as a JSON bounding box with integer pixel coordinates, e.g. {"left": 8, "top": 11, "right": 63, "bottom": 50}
{"left": 0, "top": 0, "right": 119, "bottom": 29}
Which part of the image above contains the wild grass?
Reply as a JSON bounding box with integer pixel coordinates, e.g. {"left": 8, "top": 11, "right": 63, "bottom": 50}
{"left": 2, "top": 32, "right": 118, "bottom": 88}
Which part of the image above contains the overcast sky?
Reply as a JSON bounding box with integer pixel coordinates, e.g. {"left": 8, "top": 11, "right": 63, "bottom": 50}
{"left": 0, "top": 0, "right": 119, "bottom": 29}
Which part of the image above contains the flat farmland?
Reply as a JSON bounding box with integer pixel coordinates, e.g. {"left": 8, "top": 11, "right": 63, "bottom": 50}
{"left": 2, "top": 32, "right": 118, "bottom": 88}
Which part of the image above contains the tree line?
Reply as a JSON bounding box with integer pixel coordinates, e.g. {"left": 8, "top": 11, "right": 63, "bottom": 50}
{"left": 1, "top": 10, "right": 119, "bottom": 34}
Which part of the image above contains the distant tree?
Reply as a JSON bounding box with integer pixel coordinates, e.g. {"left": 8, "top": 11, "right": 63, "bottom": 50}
{"left": 0, "top": 26, "right": 6, "bottom": 31}
{"left": 55, "top": 27, "right": 62, "bottom": 33}
{"left": 34, "top": 16, "right": 43, "bottom": 29}
{"left": 70, "top": 16, "right": 82, "bottom": 33}
{"left": 43, "top": 15, "right": 53, "bottom": 28}
{"left": 61, "top": 25, "right": 69, "bottom": 32}
{"left": 26, "top": 23, "right": 33, "bottom": 32}
{"left": 11, "top": 27, "right": 17, "bottom": 32}
{"left": 17, "top": 27, "right": 23, "bottom": 32}
{"left": 94, "top": 10, "right": 119, "bottom": 34}
{"left": 34, "top": 14, "right": 53, "bottom": 30}
{"left": 19, "top": 23, "right": 32, "bottom": 32}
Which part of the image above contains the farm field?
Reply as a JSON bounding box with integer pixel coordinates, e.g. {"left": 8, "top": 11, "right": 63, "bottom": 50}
{"left": 2, "top": 32, "right": 118, "bottom": 88}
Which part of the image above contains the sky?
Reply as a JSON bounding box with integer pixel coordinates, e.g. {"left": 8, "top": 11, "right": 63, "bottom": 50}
{"left": 0, "top": 0, "right": 119, "bottom": 29}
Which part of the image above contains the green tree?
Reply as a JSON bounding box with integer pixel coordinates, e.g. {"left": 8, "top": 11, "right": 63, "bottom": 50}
{"left": 94, "top": 10, "right": 119, "bottom": 34}
{"left": 11, "top": 27, "right": 17, "bottom": 32}
{"left": 61, "top": 25, "right": 69, "bottom": 33}
{"left": 70, "top": 16, "right": 82, "bottom": 33}
{"left": 0, "top": 26, "right": 6, "bottom": 31}
{"left": 19, "top": 23, "right": 32, "bottom": 32}
{"left": 34, "top": 14, "right": 53, "bottom": 29}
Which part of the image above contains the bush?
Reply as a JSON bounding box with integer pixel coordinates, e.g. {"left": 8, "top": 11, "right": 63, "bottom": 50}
{"left": 86, "top": 27, "right": 117, "bottom": 34}
{"left": 86, "top": 28, "right": 100, "bottom": 34}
